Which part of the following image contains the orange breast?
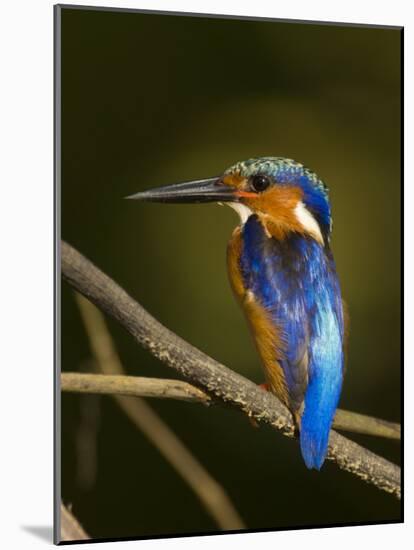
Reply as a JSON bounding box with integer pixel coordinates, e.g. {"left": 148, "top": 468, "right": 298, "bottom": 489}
{"left": 227, "top": 227, "right": 289, "bottom": 407}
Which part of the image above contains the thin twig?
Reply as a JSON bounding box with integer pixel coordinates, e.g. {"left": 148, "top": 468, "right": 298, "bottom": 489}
{"left": 75, "top": 360, "right": 101, "bottom": 491}
{"left": 60, "top": 503, "right": 89, "bottom": 541}
{"left": 62, "top": 372, "right": 212, "bottom": 404}
{"left": 61, "top": 240, "right": 401, "bottom": 499}
{"left": 333, "top": 409, "right": 400, "bottom": 440}
{"left": 61, "top": 372, "right": 400, "bottom": 441}
{"left": 74, "top": 292, "right": 245, "bottom": 531}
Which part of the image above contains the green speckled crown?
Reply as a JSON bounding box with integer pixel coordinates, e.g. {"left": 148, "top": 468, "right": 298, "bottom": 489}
{"left": 225, "top": 157, "right": 329, "bottom": 197}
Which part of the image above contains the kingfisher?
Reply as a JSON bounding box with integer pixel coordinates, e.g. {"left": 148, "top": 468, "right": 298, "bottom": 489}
{"left": 127, "top": 157, "right": 345, "bottom": 470}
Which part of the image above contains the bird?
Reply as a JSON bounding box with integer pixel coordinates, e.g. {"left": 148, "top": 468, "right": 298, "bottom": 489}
{"left": 127, "top": 157, "right": 345, "bottom": 470}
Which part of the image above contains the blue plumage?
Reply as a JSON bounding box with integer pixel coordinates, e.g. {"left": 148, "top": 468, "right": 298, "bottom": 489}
{"left": 240, "top": 215, "right": 344, "bottom": 469}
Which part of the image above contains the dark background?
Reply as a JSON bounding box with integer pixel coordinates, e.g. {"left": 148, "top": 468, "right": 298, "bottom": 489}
{"left": 60, "top": 6, "right": 402, "bottom": 540}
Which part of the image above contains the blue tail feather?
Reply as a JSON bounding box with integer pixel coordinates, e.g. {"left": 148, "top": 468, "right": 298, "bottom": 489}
{"left": 300, "top": 418, "right": 331, "bottom": 471}
{"left": 299, "top": 366, "right": 342, "bottom": 470}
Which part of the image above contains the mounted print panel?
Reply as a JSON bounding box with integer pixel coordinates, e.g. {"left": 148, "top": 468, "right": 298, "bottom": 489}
{"left": 55, "top": 4, "right": 402, "bottom": 544}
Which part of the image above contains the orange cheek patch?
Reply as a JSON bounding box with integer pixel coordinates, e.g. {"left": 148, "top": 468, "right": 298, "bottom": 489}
{"left": 247, "top": 185, "right": 302, "bottom": 210}
{"left": 244, "top": 186, "right": 305, "bottom": 240}
{"left": 222, "top": 173, "right": 246, "bottom": 189}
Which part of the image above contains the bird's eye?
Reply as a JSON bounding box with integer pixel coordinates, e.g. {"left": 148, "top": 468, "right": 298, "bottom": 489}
{"left": 250, "top": 174, "right": 271, "bottom": 193}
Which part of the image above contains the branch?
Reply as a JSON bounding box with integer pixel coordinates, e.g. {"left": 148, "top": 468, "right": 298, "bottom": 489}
{"left": 60, "top": 503, "right": 89, "bottom": 542}
{"left": 61, "top": 372, "right": 400, "bottom": 440}
{"left": 333, "top": 409, "right": 400, "bottom": 440}
{"left": 62, "top": 372, "right": 212, "bottom": 404}
{"left": 61, "top": 240, "right": 401, "bottom": 499}
{"left": 74, "top": 292, "right": 245, "bottom": 531}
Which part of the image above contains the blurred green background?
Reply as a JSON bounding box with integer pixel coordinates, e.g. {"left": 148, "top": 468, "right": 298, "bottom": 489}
{"left": 60, "top": 6, "right": 402, "bottom": 540}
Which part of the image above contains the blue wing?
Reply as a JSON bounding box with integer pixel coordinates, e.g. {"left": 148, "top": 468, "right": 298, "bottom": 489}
{"left": 240, "top": 215, "right": 344, "bottom": 469}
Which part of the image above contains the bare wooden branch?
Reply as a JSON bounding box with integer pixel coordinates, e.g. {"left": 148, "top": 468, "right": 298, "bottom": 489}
{"left": 74, "top": 292, "right": 245, "bottom": 531}
{"left": 61, "top": 240, "right": 401, "bottom": 499}
{"left": 333, "top": 409, "right": 400, "bottom": 440}
{"left": 61, "top": 372, "right": 400, "bottom": 441}
{"left": 61, "top": 372, "right": 212, "bottom": 403}
{"left": 60, "top": 503, "right": 89, "bottom": 541}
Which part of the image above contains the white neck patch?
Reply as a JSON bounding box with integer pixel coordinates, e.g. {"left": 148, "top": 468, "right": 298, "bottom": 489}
{"left": 294, "top": 201, "right": 324, "bottom": 245}
{"left": 226, "top": 202, "right": 253, "bottom": 225}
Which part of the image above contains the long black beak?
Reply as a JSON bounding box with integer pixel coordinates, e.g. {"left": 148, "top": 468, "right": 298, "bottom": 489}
{"left": 125, "top": 177, "right": 238, "bottom": 204}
